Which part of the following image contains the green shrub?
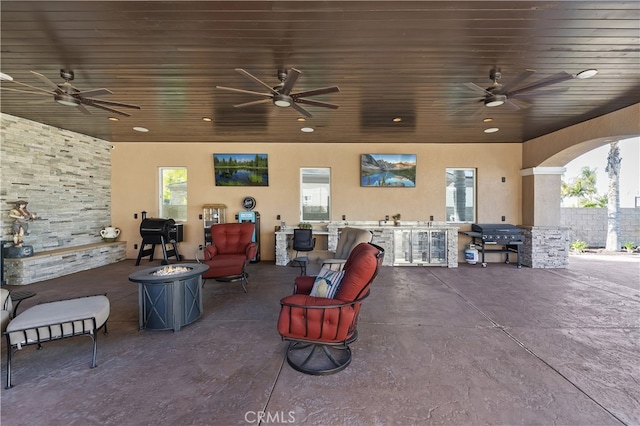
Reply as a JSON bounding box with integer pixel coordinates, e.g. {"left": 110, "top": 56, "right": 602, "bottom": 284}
{"left": 570, "top": 240, "right": 588, "bottom": 253}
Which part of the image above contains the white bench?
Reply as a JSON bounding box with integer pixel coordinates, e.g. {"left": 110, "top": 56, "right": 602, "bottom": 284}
{"left": 4, "top": 294, "right": 110, "bottom": 388}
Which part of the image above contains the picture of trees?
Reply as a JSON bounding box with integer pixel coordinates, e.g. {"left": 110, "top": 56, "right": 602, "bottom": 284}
{"left": 214, "top": 153, "right": 269, "bottom": 186}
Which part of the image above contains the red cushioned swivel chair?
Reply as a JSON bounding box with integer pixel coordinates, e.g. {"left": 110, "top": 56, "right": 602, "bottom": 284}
{"left": 200, "top": 223, "right": 258, "bottom": 292}
{"left": 277, "top": 242, "right": 385, "bottom": 375}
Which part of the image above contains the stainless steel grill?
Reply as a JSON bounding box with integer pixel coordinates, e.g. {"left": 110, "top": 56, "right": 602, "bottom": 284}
{"left": 471, "top": 224, "right": 525, "bottom": 244}
{"left": 465, "top": 224, "right": 524, "bottom": 268}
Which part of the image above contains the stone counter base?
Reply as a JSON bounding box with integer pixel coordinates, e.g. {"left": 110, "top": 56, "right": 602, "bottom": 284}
{"left": 4, "top": 242, "right": 126, "bottom": 285}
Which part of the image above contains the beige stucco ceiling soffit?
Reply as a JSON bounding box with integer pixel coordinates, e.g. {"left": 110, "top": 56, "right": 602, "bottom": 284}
{"left": 520, "top": 167, "right": 566, "bottom": 176}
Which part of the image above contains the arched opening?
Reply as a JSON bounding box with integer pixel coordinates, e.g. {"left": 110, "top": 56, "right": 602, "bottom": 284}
{"left": 559, "top": 136, "right": 639, "bottom": 252}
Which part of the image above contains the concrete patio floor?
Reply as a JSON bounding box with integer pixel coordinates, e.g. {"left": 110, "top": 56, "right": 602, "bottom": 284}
{"left": 1, "top": 253, "right": 638, "bottom": 425}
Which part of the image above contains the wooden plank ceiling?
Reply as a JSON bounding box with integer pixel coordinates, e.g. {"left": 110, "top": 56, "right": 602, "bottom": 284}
{"left": 1, "top": 1, "right": 638, "bottom": 144}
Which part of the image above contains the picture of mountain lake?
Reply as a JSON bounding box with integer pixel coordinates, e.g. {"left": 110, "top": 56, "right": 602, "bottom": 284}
{"left": 214, "top": 153, "right": 269, "bottom": 186}
{"left": 361, "top": 154, "right": 416, "bottom": 187}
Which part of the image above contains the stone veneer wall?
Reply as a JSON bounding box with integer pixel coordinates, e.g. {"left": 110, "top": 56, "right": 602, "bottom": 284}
{"left": 520, "top": 226, "right": 570, "bottom": 268}
{"left": 561, "top": 207, "right": 640, "bottom": 247}
{"left": 1, "top": 113, "right": 112, "bottom": 251}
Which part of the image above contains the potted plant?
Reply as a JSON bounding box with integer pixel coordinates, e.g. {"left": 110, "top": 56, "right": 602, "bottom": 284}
{"left": 298, "top": 222, "right": 313, "bottom": 230}
{"left": 392, "top": 213, "right": 401, "bottom": 226}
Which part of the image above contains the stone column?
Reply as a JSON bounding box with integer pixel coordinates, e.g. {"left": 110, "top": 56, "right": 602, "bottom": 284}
{"left": 520, "top": 167, "right": 570, "bottom": 268}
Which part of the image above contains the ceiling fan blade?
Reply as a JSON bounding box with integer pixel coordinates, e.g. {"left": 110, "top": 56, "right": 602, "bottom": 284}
{"left": 293, "top": 86, "right": 340, "bottom": 98}
{"left": 290, "top": 102, "right": 313, "bottom": 118}
{"left": 280, "top": 68, "right": 301, "bottom": 95}
{"left": 84, "top": 97, "right": 141, "bottom": 109}
{"left": 295, "top": 98, "right": 340, "bottom": 109}
{"left": 233, "top": 98, "right": 272, "bottom": 108}
{"left": 85, "top": 101, "right": 131, "bottom": 117}
{"left": 463, "top": 82, "right": 492, "bottom": 96}
{"left": 31, "top": 71, "right": 62, "bottom": 92}
{"left": 7, "top": 79, "right": 56, "bottom": 95}
{"left": 77, "top": 103, "right": 93, "bottom": 115}
{"left": 235, "top": 68, "right": 279, "bottom": 95}
{"left": 508, "top": 71, "right": 573, "bottom": 96}
{"left": 77, "top": 88, "right": 112, "bottom": 97}
{"left": 512, "top": 87, "right": 569, "bottom": 98}
{"left": 445, "top": 99, "right": 483, "bottom": 115}
{"left": 216, "top": 85, "right": 273, "bottom": 98}
{"left": 497, "top": 69, "right": 535, "bottom": 94}
{"left": 510, "top": 98, "right": 531, "bottom": 109}
{"left": 0, "top": 86, "right": 52, "bottom": 96}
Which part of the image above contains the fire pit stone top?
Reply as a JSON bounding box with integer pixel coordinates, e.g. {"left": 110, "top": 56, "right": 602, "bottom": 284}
{"left": 128, "top": 263, "right": 209, "bottom": 284}
{"left": 152, "top": 265, "right": 192, "bottom": 276}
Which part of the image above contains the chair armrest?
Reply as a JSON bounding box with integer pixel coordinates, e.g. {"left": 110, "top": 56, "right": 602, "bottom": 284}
{"left": 280, "top": 291, "right": 369, "bottom": 310}
{"left": 1, "top": 289, "right": 12, "bottom": 312}
{"left": 245, "top": 242, "right": 258, "bottom": 260}
{"left": 204, "top": 245, "right": 218, "bottom": 260}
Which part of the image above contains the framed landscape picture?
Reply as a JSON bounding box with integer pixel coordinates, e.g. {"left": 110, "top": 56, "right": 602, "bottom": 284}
{"left": 361, "top": 154, "right": 416, "bottom": 187}
{"left": 213, "top": 153, "right": 269, "bottom": 186}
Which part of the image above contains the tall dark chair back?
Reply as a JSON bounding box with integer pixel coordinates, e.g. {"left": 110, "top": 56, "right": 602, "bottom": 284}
{"left": 292, "top": 228, "right": 315, "bottom": 252}
{"left": 291, "top": 228, "right": 315, "bottom": 275}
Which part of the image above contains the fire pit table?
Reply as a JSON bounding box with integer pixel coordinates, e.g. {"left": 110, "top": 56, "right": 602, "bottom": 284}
{"left": 129, "top": 263, "right": 209, "bottom": 331}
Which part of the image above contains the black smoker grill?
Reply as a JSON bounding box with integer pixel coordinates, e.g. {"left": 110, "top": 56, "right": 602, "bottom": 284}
{"left": 465, "top": 224, "right": 525, "bottom": 268}
{"left": 136, "top": 218, "right": 182, "bottom": 265}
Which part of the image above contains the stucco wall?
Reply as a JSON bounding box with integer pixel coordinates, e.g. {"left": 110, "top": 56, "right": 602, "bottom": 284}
{"left": 1, "top": 114, "right": 112, "bottom": 252}
{"left": 561, "top": 208, "right": 640, "bottom": 247}
{"left": 110, "top": 142, "right": 523, "bottom": 261}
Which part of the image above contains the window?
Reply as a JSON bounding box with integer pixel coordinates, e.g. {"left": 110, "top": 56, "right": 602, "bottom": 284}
{"left": 300, "top": 168, "right": 330, "bottom": 221}
{"left": 446, "top": 168, "right": 476, "bottom": 223}
{"left": 159, "top": 167, "right": 187, "bottom": 222}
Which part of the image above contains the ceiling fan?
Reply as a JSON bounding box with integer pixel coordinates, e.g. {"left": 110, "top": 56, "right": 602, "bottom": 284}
{"left": 458, "top": 68, "right": 574, "bottom": 113}
{"left": 0, "top": 69, "right": 141, "bottom": 116}
{"left": 216, "top": 68, "right": 340, "bottom": 118}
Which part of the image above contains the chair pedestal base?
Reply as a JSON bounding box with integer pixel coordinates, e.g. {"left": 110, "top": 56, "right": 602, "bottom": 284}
{"left": 290, "top": 256, "right": 308, "bottom": 275}
{"left": 286, "top": 341, "right": 352, "bottom": 375}
{"left": 205, "top": 273, "right": 248, "bottom": 292}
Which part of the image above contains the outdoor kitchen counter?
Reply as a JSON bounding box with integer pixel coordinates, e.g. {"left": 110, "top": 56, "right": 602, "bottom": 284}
{"left": 275, "top": 221, "right": 459, "bottom": 268}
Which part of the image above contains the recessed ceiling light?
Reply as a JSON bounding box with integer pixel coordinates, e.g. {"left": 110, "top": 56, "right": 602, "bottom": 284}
{"left": 297, "top": 117, "right": 306, "bottom": 122}
{"left": 202, "top": 117, "right": 212, "bottom": 122}
{"left": 484, "top": 127, "right": 500, "bottom": 133}
{"left": 483, "top": 118, "right": 493, "bottom": 123}
{"left": 576, "top": 69, "right": 598, "bottom": 79}
{"left": 392, "top": 117, "right": 402, "bottom": 122}
{"left": 133, "top": 126, "right": 149, "bottom": 133}
{"left": 108, "top": 117, "right": 119, "bottom": 122}
{"left": 0, "top": 72, "right": 13, "bottom": 81}
{"left": 301, "top": 127, "right": 314, "bottom": 133}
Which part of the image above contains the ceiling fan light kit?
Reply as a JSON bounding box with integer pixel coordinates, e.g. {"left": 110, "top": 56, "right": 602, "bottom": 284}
{"left": 273, "top": 94, "right": 292, "bottom": 107}
{"left": 484, "top": 95, "right": 506, "bottom": 107}
{"left": 576, "top": 69, "right": 598, "bottom": 79}
{"left": 55, "top": 93, "right": 80, "bottom": 107}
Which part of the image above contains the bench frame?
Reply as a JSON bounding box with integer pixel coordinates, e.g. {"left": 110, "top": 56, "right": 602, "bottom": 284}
{"left": 3, "top": 295, "right": 109, "bottom": 389}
